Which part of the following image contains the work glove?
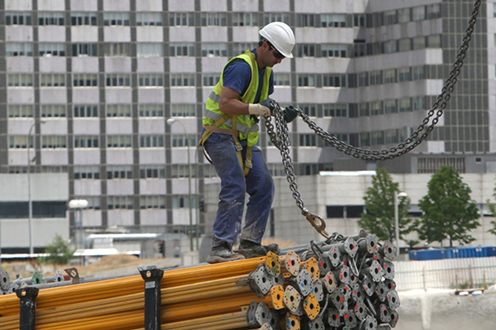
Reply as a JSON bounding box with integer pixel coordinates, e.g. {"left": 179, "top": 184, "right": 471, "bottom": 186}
{"left": 248, "top": 98, "right": 276, "bottom": 116}
{"left": 283, "top": 105, "right": 299, "bottom": 123}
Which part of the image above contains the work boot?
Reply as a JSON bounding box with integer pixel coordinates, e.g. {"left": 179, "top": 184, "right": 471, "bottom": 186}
{"left": 237, "top": 239, "right": 280, "bottom": 258}
{"left": 206, "top": 243, "right": 245, "bottom": 264}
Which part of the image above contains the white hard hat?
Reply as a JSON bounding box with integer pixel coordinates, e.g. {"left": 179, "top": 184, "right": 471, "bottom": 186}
{"left": 259, "top": 22, "right": 295, "bottom": 59}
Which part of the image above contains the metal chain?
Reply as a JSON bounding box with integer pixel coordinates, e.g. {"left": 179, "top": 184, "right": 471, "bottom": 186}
{"left": 264, "top": 0, "right": 481, "bottom": 238}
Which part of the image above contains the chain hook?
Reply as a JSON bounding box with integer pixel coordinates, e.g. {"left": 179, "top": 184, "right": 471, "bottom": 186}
{"left": 302, "top": 210, "right": 330, "bottom": 239}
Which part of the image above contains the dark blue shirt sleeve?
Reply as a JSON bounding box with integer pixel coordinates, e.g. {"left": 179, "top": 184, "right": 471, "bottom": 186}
{"left": 222, "top": 60, "right": 274, "bottom": 103}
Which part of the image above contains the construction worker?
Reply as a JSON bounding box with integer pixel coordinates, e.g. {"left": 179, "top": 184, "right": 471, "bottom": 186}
{"left": 199, "top": 22, "right": 298, "bottom": 263}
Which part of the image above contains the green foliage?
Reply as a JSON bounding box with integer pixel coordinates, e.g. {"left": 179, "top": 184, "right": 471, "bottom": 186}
{"left": 417, "top": 166, "right": 480, "bottom": 247}
{"left": 485, "top": 175, "right": 496, "bottom": 236}
{"left": 42, "top": 234, "right": 76, "bottom": 265}
{"left": 358, "top": 168, "right": 415, "bottom": 243}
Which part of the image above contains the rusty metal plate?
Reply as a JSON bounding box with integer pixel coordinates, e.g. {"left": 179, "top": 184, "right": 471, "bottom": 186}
{"left": 265, "top": 251, "right": 281, "bottom": 276}
{"left": 285, "top": 313, "right": 301, "bottom": 330}
{"left": 322, "top": 271, "right": 338, "bottom": 293}
{"left": 282, "top": 250, "right": 301, "bottom": 276}
{"left": 269, "top": 285, "right": 285, "bottom": 310}
{"left": 303, "top": 257, "right": 320, "bottom": 282}
{"left": 303, "top": 293, "right": 320, "bottom": 320}
{"left": 283, "top": 285, "right": 302, "bottom": 314}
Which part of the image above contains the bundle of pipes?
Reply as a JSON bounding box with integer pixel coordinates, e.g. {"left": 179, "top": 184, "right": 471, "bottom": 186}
{"left": 245, "top": 230, "right": 399, "bottom": 330}
{"left": 0, "top": 256, "right": 278, "bottom": 330}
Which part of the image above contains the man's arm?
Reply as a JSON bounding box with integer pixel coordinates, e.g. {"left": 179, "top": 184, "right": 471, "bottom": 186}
{"left": 219, "top": 86, "right": 272, "bottom": 116}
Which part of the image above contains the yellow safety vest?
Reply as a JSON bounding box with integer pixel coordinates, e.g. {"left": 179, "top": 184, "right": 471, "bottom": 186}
{"left": 199, "top": 50, "right": 272, "bottom": 175}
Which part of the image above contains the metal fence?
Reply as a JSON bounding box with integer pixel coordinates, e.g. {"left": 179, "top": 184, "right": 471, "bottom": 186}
{"left": 394, "top": 257, "right": 496, "bottom": 291}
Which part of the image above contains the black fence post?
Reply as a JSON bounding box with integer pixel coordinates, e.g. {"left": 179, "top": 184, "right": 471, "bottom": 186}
{"left": 139, "top": 265, "right": 164, "bottom": 330}
{"left": 16, "top": 287, "right": 39, "bottom": 330}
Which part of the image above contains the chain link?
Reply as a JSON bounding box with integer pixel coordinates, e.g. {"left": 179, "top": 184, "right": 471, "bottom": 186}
{"left": 264, "top": 0, "right": 481, "bottom": 238}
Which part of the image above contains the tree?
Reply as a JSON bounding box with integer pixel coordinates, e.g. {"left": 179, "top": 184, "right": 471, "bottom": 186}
{"left": 485, "top": 175, "right": 496, "bottom": 235}
{"left": 42, "top": 234, "right": 76, "bottom": 265}
{"left": 417, "top": 166, "right": 480, "bottom": 247}
{"left": 358, "top": 168, "right": 416, "bottom": 245}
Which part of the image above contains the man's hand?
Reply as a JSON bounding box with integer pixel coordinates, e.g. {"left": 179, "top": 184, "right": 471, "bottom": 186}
{"left": 260, "top": 98, "right": 276, "bottom": 114}
{"left": 283, "top": 105, "right": 299, "bottom": 123}
{"left": 248, "top": 98, "right": 276, "bottom": 116}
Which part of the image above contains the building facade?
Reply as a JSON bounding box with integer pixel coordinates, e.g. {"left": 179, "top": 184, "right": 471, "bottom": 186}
{"left": 1, "top": 0, "right": 495, "bottom": 250}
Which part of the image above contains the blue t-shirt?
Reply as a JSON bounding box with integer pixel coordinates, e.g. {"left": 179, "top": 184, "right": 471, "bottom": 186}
{"left": 222, "top": 49, "right": 274, "bottom": 104}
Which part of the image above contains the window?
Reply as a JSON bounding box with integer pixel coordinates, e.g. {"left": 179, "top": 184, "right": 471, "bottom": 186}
{"left": 172, "top": 196, "right": 196, "bottom": 209}
{"left": 73, "top": 73, "right": 98, "bottom": 87}
{"left": 298, "top": 74, "right": 316, "bottom": 87}
{"left": 328, "top": 134, "right": 348, "bottom": 145}
{"left": 323, "top": 74, "right": 346, "bottom": 87}
{"left": 274, "top": 73, "right": 290, "bottom": 86}
{"left": 233, "top": 12, "right": 258, "bottom": 26}
{"left": 169, "top": 12, "right": 194, "bottom": 26}
{"left": 42, "top": 135, "right": 67, "bottom": 148}
{"left": 299, "top": 134, "right": 316, "bottom": 147}
{"left": 137, "top": 12, "right": 162, "bottom": 26}
{"left": 9, "top": 136, "right": 33, "bottom": 149}
{"left": 426, "top": 4, "right": 441, "bottom": 19}
{"left": 354, "top": 14, "right": 365, "bottom": 27}
{"left": 72, "top": 43, "right": 97, "bottom": 56}
{"left": 384, "top": 10, "right": 397, "bottom": 25}
{"left": 417, "top": 157, "right": 465, "bottom": 174}
{"left": 384, "top": 40, "right": 397, "bottom": 54}
{"left": 139, "top": 74, "right": 164, "bottom": 86}
{"left": 170, "top": 43, "right": 195, "bottom": 56}
{"left": 296, "top": 14, "right": 315, "bottom": 27}
{"left": 427, "top": 35, "right": 441, "bottom": 48}
{"left": 104, "top": 12, "right": 130, "bottom": 26}
{"left": 384, "top": 99, "right": 397, "bottom": 114}
{"left": 41, "top": 104, "right": 66, "bottom": 117}
{"left": 297, "top": 44, "right": 316, "bottom": 57}
{"left": 360, "top": 133, "right": 370, "bottom": 146}
{"left": 171, "top": 74, "right": 195, "bottom": 86}
{"left": 74, "top": 105, "right": 99, "bottom": 117}
{"left": 321, "top": 44, "right": 347, "bottom": 57}
{"left": 201, "top": 12, "right": 227, "bottom": 26}
{"left": 371, "top": 131, "right": 384, "bottom": 145}
{"left": 71, "top": 12, "right": 97, "bottom": 26}
{"left": 323, "top": 104, "right": 347, "bottom": 117}
{"left": 413, "top": 36, "right": 426, "bottom": 50}
{"left": 171, "top": 165, "right": 192, "bottom": 178}
{"left": 326, "top": 206, "right": 343, "bottom": 218}
{"left": 39, "top": 43, "right": 65, "bottom": 57}
{"left": 107, "top": 196, "right": 133, "bottom": 209}
{"left": 385, "top": 130, "right": 398, "bottom": 144}
{"left": 358, "top": 72, "right": 368, "bottom": 87}
{"left": 140, "top": 196, "right": 166, "bottom": 209}
{"left": 171, "top": 134, "right": 196, "bottom": 147}
{"left": 202, "top": 43, "right": 228, "bottom": 57}
{"left": 140, "top": 104, "right": 164, "bottom": 117}
{"left": 107, "top": 135, "right": 132, "bottom": 148}
{"left": 299, "top": 105, "right": 317, "bottom": 117}
{"left": 412, "top": 6, "right": 426, "bottom": 21}
{"left": 353, "top": 43, "right": 366, "bottom": 57}
{"left": 5, "top": 12, "right": 32, "bottom": 25}
{"left": 6, "top": 43, "right": 33, "bottom": 56}
{"left": 370, "top": 101, "right": 383, "bottom": 116}
{"left": 9, "top": 105, "right": 34, "bottom": 117}
{"left": 398, "top": 8, "right": 411, "bottom": 23}
{"left": 398, "top": 67, "right": 411, "bottom": 82}
{"left": 104, "top": 43, "right": 130, "bottom": 56}
{"left": 140, "top": 166, "right": 165, "bottom": 179}
{"left": 106, "top": 74, "right": 131, "bottom": 87}
{"left": 74, "top": 135, "right": 99, "bottom": 148}
{"left": 107, "top": 104, "right": 131, "bottom": 117}
{"left": 412, "top": 66, "right": 425, "bottom": 80}
{"left": 398, "top": 38, "right": 411, "bottom": 52}
{"left": 74, "top": 166, "right": 100, "bottom": 179}
{"left": 233, "top": 43, "right": 257, "bottom": 55}
{"left": 321, "top": 14, "right": 346, "bottom": 27}
{"left": 399, "top": 98, "right": 412, "bottom": 112}
{"left": 171, "top": 104, "right": 195, "bottom": 117}
{"left": 138, "top": 43, "right": 163, "bottom": 57}
{"left": 8, "top": 73, "right": 33, "bottom": 86}
{"left": 203, "top": 74, "right": 221, "bottom": 87}
{"left": 369, "top": 71, "right": 382, "bottom": 85}
{"left": 359, "top": 103, "right": 369, "bottom": 117}
{"left": 38, "top": 12, "right": 64, "bottom": 25}
{"left": 384, "top": 69, "right": 397, "bottom": 84}
{"left": 412, "top": 96, "right": 425, "bottom": 111}
{"left": 40, "top": 74, "right": 65, "bottom": 87}
{"left": 140, "top": 135, "right": 164, "bottom": 148}
{"left": 0, "top": 201, "right": 66, "bottom": 218}
{"left": 264, "top": 13, "right": 290, "bottom": 25}
{"left": 107, "top": 166, "right": 133, "bottom": 179}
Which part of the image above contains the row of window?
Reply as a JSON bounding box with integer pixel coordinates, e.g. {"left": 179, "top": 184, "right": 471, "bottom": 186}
{"left": 73, "top": 164, "right": 201, "bottom": 180}
{"left": 8, "top": 73, "right": 164, "bottom": 87}
{"left": 5, "top": 33, "right": 442, "bottom": 58}
{"left": 8, "top": 104, "right": 196, "bottom": 118}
